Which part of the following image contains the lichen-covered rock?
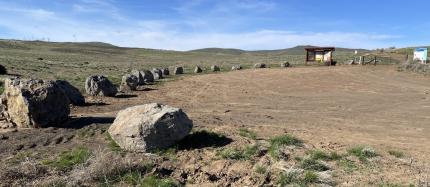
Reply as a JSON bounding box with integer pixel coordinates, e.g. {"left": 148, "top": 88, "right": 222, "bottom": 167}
{"left": 1, "top": 78, "right": 70, "bottom": 128}
{"left": 232, "top": 65, "right": 242, "bottom": 70}
{"left": 108, "top": 103, "right": 193, "bottom": 152}
{"left": 151, "top": 68, "right": 163, "bottom": 80}
{"left": 194, "top": 66, "right": 203, "bottom": 73}
{"left": 254, "top": 63, "right": 266, "bottom": 68}
{"left": 85, "top": 75, "right": 117, "bottom": 97}
{"left": 211, "top": 65, "right": 220, "bottom": 72}
{"left": 120, "top": 74, "right": 139, "bottom": 91}
{"left": 161, "top": 68, "right": 170, "bottom": 76}
{"left": 173, "top": 66, "right": 184, "bottom": 75}
{"left": 55, "top": 80, "right": 85, "bottom": 106}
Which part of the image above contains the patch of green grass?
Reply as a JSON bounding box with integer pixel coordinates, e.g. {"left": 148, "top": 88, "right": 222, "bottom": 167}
{"left": 238, "top": 128, "right": 257, "bottom": 140}
{"left": 337, "top": 158, "right": 358, "bottom": 173}
{"left": 388, "top": 150, "right": 404, "bottom": 158}
{"left": 308, "top": 150, "right": 342, "bottom": 161}
{"left": 217, "top": 144, "right": 259, "bottom": 160}
{"left": 302, "top": 171, "right": 319, "bottom": 184}
{"left": 277, "top": 170, "right": 319, "bottom": 187}
{"left": 255, "top": 165, "right": 267, "bottom": 175}
{"left": 269, "top": 134, "right": 303, "bottom": 160}
{"left": 347, "top": 146, "right": 378, "bottom": 161}
{"left": 42, "top": 147, "right": 91, "bottom": 171}
{"left": 105, "top": 133, "right": 123, "bottom": 153}
{"left": 300, "top": 158, "right": 329, "bottom": 171}
{"left": 139, "top": 176, "right": 180, "bottom": 187}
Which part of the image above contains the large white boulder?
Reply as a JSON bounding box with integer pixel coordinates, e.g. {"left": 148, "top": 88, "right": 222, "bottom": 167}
{"left": 108, "top": 103, "right": 193, "bottom": 152}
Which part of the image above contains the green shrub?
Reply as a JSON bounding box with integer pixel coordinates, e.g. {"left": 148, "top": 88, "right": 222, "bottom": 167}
{"left": 42, "top": 147, "right": 91, "bottom": 171}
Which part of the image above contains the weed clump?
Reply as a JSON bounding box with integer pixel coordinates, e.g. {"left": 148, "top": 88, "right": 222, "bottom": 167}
{"left": 348, "top": 146, "right": 378, "bottom": 161}
{"left": 217, "top": 144, "right": 259, "bottom": 160}
{"left": 238, "top": 128, "right": 257, "bottom": 140}
{"left": 277, "top": 170, "right": 319, "bottom": 186}
{"left": 42, "top": 147, "right": 91, "bottom": 171}
{"left": 269, "top": 134, "right": 303, "bottom": 159}
{"left": 300, "top": 158, "right": 330, "bottom": 171}
{"left": 388, "top": 150, "right": 404, "bottom": 158}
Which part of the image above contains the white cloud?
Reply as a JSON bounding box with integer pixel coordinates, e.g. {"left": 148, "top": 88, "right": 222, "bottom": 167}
{"left": 0, "top": 1, "right": 402, "bottom": 50}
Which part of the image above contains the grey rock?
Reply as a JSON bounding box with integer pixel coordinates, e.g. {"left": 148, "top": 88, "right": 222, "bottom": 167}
{"left": 55, "top": 80, "right": 85, "bottom": 106}
{"left": 211, "top": 65, "right": 220, "bottom": 72}
{"left": 254, "top": 63, "right": 267, "bottom": 68}
{"left": 151, "top": 68, "right": 163, "bottom": 80}
{"left": 194, "top": 66, "right": 203, "bottom": 73}
{"left": 281, "top": 62, "right": 291, "bottom": 68}
{"left": 2, "top": 78, "right": 70, "bottom": 128}
{"left": 108, "top": 103, "right": 193, "bottom": 152}
{"left": 131, "top": 70, "right": 145, "bottom": 85}
{"left": 231, "top": 64, "right": 242, "bottom": 70}
{"left": 173, "top": 66, "right": 184, "bottom": 75}
{"left": 141, "top": 70, "right": 154, "bottom": 83}
{"left": 120, "top": 74, "right": 139, "bottom": 91}
{"left": 85, "top": 75, "right": 117, "bottom": 97}
{"left": 161, "top": 68, "right": 170, "bottom": 76}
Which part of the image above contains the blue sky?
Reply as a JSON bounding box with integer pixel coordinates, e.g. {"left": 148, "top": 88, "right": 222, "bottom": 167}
{"left": 0, "top": 0, "right": 428, "bottom": 50}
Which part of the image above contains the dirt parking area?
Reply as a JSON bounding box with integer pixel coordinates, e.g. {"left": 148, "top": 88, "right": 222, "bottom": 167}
{"left": 76, "top": 65, "right": 430, "bottom": 161}
{"left": 1, "top": 65, "right": 429, "bottom": 186}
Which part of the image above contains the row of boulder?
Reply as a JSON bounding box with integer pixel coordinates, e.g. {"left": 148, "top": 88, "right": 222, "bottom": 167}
{"left": 0, "top": 77, "right": 193, "bottom": 152}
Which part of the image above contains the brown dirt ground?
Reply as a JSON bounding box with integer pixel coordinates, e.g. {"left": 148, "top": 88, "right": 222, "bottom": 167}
{"left": 1, "top": 65, "right": 429, "bottom": 186}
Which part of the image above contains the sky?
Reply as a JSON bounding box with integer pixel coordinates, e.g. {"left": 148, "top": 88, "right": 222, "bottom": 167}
{"left": 0, "top": 0, "right": 428, "bottom": 51}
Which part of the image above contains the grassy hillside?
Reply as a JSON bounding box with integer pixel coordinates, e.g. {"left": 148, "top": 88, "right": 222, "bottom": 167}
{"left": 0, "top": 39, "right": 398, "bottom": 90}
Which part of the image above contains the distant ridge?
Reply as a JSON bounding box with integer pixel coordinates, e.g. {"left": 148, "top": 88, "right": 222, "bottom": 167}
{"left": 0, "top": 39, "right": 370, "bottom": 54}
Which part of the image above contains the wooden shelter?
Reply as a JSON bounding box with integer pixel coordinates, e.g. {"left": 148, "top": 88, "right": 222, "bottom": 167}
{"left": 305, "top": 47, "right": 335, "bottom": 66}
